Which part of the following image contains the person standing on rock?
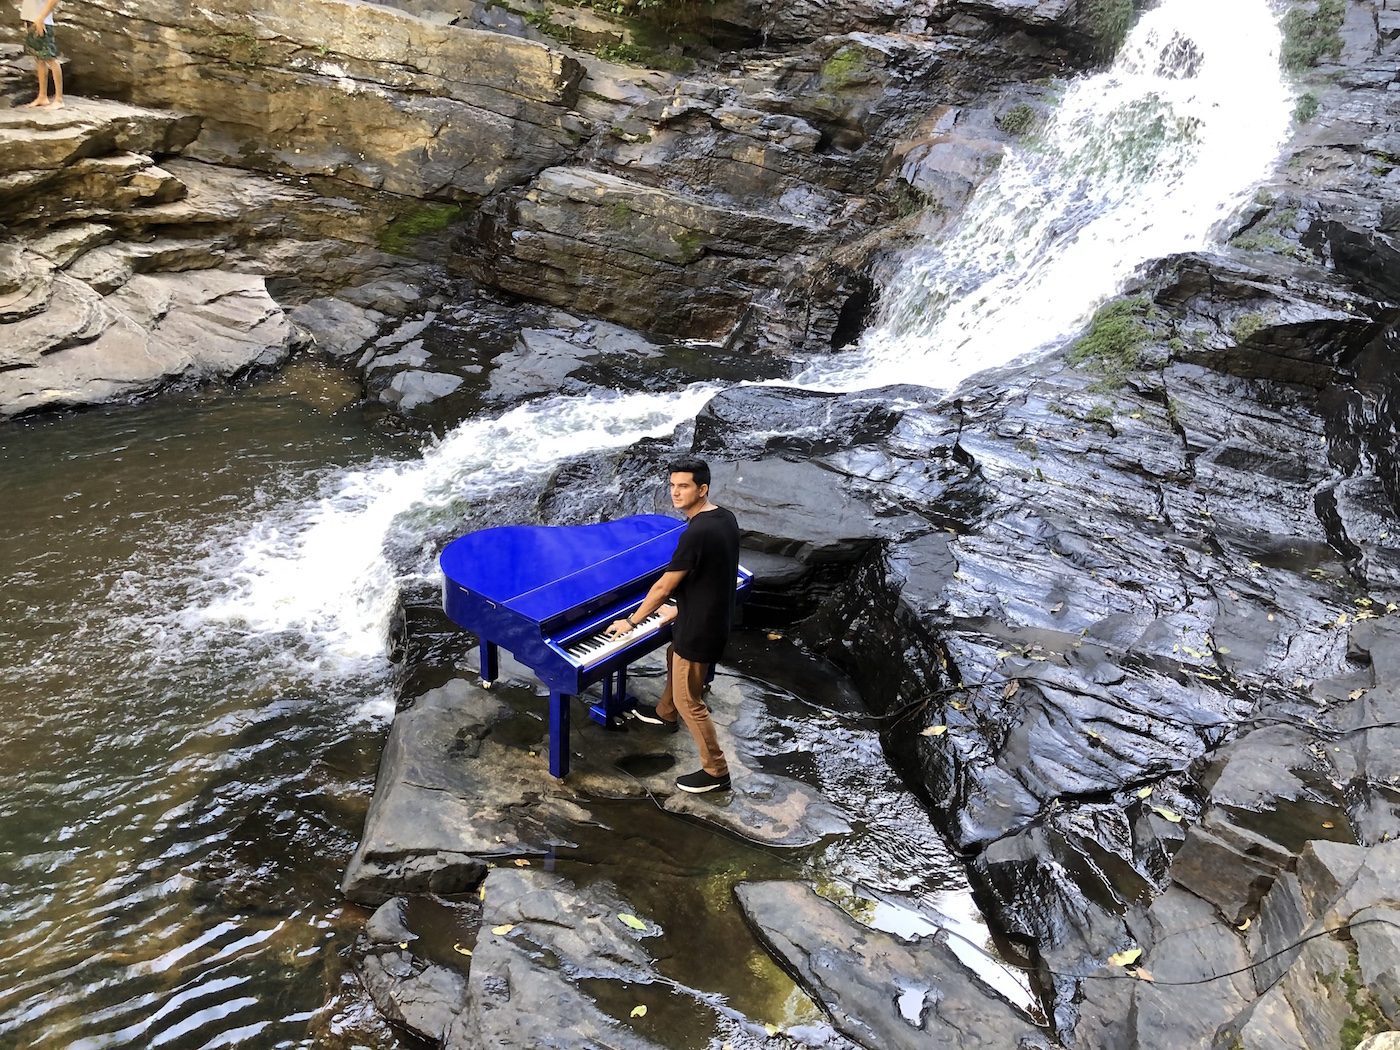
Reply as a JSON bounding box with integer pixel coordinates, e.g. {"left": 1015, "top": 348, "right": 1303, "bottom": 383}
{"left": 605, "top": 456, "right": 741, "bottom": 794}
{"left": 20, "top": 0, "right": 62, "bottom": 109}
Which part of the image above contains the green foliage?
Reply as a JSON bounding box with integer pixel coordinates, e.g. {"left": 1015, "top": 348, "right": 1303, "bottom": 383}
{"left": 379, "top": 203, "right": 463, "bottom": 256}
{"left": 609, "top": 200, "right": 634, "bottom": 225}
{"left": 1339, "top": 950, "right": 1385, "bottom": 1050}
{"left": 1231, "top": 313, "right": 1265, "bottom": 343}
{"left": 1084, "top": 0, "right": 1134, "bottom": 57}
{"left": 997, "top": 104, "right": 1036, "bottom": 137}
{"left": 671, "top": 229, "right": 705, "bottom": 258}
{"left": 524, "top": 9, "right": 576, "bottom": 43}
{"left": 1280, "top": 0, "right": 1344, "bottom": 72}
{"left": 1085, "top": 403, "right": 1115, "bottom": 423}
{"left": 1294, "top": 91, "right": 1319, "bottom": 122}
{"left": 597, "top": 41, "right": 693, "bottom": 71}
{"left": 1068, "top": 298, "right": 1151, "bottom": 385}
{"left": 1231, "top": 206, "right": 1303, "bottom": 257}
{"left": 820, "top": 47, "right": 867, "bottom": 89}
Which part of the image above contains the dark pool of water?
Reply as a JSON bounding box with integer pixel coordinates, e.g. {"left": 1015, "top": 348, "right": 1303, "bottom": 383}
{"left": 0, "top": 365, "right": 416, "bottom": 1049}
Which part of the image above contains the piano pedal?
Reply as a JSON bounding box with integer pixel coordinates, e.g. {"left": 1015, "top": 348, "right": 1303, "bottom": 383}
{"left": 589, "top": 704, "right": 631, "bottom": 731}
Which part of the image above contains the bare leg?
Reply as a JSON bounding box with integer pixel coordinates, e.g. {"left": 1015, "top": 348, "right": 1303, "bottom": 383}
{"left": 23, "top": 56, "right": 48, "bottom": 106}
{"left": 47, "top": 60, "right": 62, "bottom": 107}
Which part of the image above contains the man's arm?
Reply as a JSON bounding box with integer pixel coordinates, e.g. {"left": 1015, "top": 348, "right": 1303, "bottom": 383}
{"left": 34, "top": 0, "right": 57, "bottom": 28}
{"left": 605, "top": 569, "right": 687, "bottom": 638}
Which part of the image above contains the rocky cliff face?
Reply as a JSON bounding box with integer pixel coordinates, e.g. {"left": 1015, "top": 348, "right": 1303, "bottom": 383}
{"left": 0, "top": 0, "right": 1107, "bottom": 416}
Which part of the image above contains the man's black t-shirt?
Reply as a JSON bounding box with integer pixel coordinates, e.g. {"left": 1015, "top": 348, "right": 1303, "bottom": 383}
{"left": 666, "top": 507, "right": 741, "bottom": 664}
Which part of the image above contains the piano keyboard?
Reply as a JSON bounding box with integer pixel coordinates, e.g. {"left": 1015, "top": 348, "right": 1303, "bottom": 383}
{"left": 561, "top": 601, "right": 675, "bottom": 667}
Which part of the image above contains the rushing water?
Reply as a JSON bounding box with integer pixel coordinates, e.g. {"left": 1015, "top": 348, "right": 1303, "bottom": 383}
{"left": 798, "top": 0, "right": 1294, "bottom": 392}
{"left": 1, "top": 0, "right": 1294, "bottom": 1045}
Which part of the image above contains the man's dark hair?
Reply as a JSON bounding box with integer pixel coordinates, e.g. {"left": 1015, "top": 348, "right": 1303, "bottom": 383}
{"left": 668, "top": 455, "right": 711, "bottom": 488}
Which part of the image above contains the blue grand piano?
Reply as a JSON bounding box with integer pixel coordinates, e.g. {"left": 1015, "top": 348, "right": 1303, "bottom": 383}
{"left": 439, "top": 514, "right": 753, "bottom": 777}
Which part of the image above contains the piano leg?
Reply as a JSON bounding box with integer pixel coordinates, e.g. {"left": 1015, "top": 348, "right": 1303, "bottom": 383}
{"left": 549, "top": 691, "right": 571, "bottom": 778}
{"left": 480, "top": 640, "right": 499, "bottom": 688}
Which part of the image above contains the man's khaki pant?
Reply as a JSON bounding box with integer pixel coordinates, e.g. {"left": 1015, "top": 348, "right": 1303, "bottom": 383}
{"left": 656, "top": 645, "right": 728, "bottom": 777}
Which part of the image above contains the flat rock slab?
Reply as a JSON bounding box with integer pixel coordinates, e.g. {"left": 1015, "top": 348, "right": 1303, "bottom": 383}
{"left": 0, "top": 269, "right": 291, "bottom": 417}
{"left": 734, "top": 880, "right": 1042, "bottom": 1049}
{"left": 341, "top": 658, "right": 851, "bottom": 905}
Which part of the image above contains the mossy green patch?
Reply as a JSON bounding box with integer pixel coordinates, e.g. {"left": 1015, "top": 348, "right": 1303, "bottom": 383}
{"left": 997, "top": 103, "right": 1036, "bottom": 137}
{"left": 609, "top": 200, "right": 634, "bottom": 226}
{"left": 1231, "top": 313, "right": 1265, "bottom": 343}
{"left": 1068, "top": 297, "right": 1152, "bottom": 386}
{"left": 1294, "top": 91, "right": 1320, "bottom": 122}
{"left": 820, "top": 47, "right": 867, "bottom": 90}
{"left": 1281, "top": 0, "right": 1344, "bottom": 72}
{"left": 379, "top": 203, "right": 464, "bottom": 256}
{"left": 597, "top": 41, "right": 693, "bottom": 71}
{"left": 1339, "top": 945, "right": 1386, "bottom": 1050}
{"left": 1231, "top": 205, "right": 1303, "bottom": 257}
{"left": 1084, "top": 0, "right": 1133, "bottom": 58}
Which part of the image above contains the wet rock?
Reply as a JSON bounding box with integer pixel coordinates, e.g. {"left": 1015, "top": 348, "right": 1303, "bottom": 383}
{"left": 1077, "top": 887, "right": 1254, "bottom": 1050}
{"left": 0, "top": 269, "right": 292, "bottom": 418}
{"left": 365, "top": 897, "right": 416, "bottom": 946}
{"left": 341, "top": 659, "right": 852, "bottom": 906}
{"left": 447, "top": 868, "right": 667, "bottom": 1050}
{"left": 290, "top": 296, "right": 385, "bottom": 358}
{"left": 359, "top": 947, "right": 468, "bottom": 1044}
{"left": 734, "top": 880, "right": 1041, "bottom": 1049}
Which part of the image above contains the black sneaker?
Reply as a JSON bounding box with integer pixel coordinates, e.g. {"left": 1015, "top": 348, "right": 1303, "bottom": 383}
{"left": 676, "top": 768, "right": 731, "bottom": 793}
{"left": 629, "top": 704, "right": 679, "bottom": 733}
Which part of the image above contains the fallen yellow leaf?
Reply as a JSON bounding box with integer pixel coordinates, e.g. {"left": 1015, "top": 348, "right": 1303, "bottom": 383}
{"left": 514, "top": 858, "right": 530, "bottom": 867}
{"left": 1004, "top": 680, "right": 1020, "bottom": 699}
{"left": 1137, "top": 786, "right": 1153, "bottom": 799}
{"left": 767, "top": 632, "right": 783, "bottom": 641}
{"left": 618, "top": 913, "right": 647, "bottom": 930}
{"left": 1322, "top": 821, "right": 1335, "bottom": 829}
{"left": 765, "top": 1023, "right": 780, "bottom": 1036}
{"left": 492, "top": 924, "right": 515, "bottom": 936}
{"left": 921, "top": 725, "right": 948, "bottom": 737}
{"left": 631, "top": 1005, "right": 648, "bottom": 1018}
{"left": 1337, "top": 613, "right": 1349, "bottom": 626}
{"left": 453, "top": 943, "right": 473, "bottom": 956}
{"left": 1108, "top": 947, "right": 1142, "bottom": 967}
{"left": 1236, "top": 919, "right": 1250, "bottom": 932}
{"left": 1152, "top": 806, "right": 1183, "bottom": 823}
{"left": 398, "top": 942, "right": 409, "bottom": 949}
{"left": 1135, "top": 967, "right": 1155, "bottom": 983}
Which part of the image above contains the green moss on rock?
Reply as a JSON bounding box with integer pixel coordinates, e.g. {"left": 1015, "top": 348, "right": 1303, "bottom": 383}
{"left": 1068, "top": 297, "right": 1151, "bottom": 385}
{"left": 1281, "top": 0, "right": 1344, "bottom": 71}
{"left": 1084, "top": 0, "right": 1133, "bottom": 58}
{"left": 997, "top": 104, "right": 1036, "bottom": 136}
{"left": 820, "top": 47, "right": 867, "bottom": 90}
{"left": 379, "top": 203, "right": 463, "bottom": 256}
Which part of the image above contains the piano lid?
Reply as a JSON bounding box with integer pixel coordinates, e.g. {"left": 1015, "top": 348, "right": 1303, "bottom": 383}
{"left": 439, "top": 514, "right": 687, "bottom": 616}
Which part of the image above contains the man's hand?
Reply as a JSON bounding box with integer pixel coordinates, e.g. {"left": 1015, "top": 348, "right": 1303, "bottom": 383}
{"left": 658, "top": 605, "right": 677, "bottom": 624}
{"left": 605, "top": 618, "right": 635, "bottom": 640}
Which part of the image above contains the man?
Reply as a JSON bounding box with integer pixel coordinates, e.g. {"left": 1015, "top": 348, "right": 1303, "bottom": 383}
{"left": 20, "top": 0, "right": 62, "bottom": 109}
{"left": 606, "top": 456, "right": 740, "bottom": 793}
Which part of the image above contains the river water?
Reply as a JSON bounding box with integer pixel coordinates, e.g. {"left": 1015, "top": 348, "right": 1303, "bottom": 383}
{"left": 1, "top": 0, "right": 1291, "bottom": 1046}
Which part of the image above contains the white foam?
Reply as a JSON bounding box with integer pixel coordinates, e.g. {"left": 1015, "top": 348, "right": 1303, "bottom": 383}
{"left": 183, "top": 386, "right": 720, "bottom": 691}
{"left": 797, "top": 0, "right": 1293, "bottom": 393}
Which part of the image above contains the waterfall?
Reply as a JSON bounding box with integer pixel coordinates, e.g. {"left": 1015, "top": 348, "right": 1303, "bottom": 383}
{"left": 797, "top": 0, "right": 1293, "bottom": 392}
{"left": 176, "top": 0, "right": 1292, "bottom": 688}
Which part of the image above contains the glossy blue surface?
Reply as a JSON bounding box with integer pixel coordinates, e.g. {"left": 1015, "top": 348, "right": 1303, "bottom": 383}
{"left": 438, "top": 514, "right": 751, "bottom": 778}
{"left": 440, "top": 516, "right": 685, "bottom": 606}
